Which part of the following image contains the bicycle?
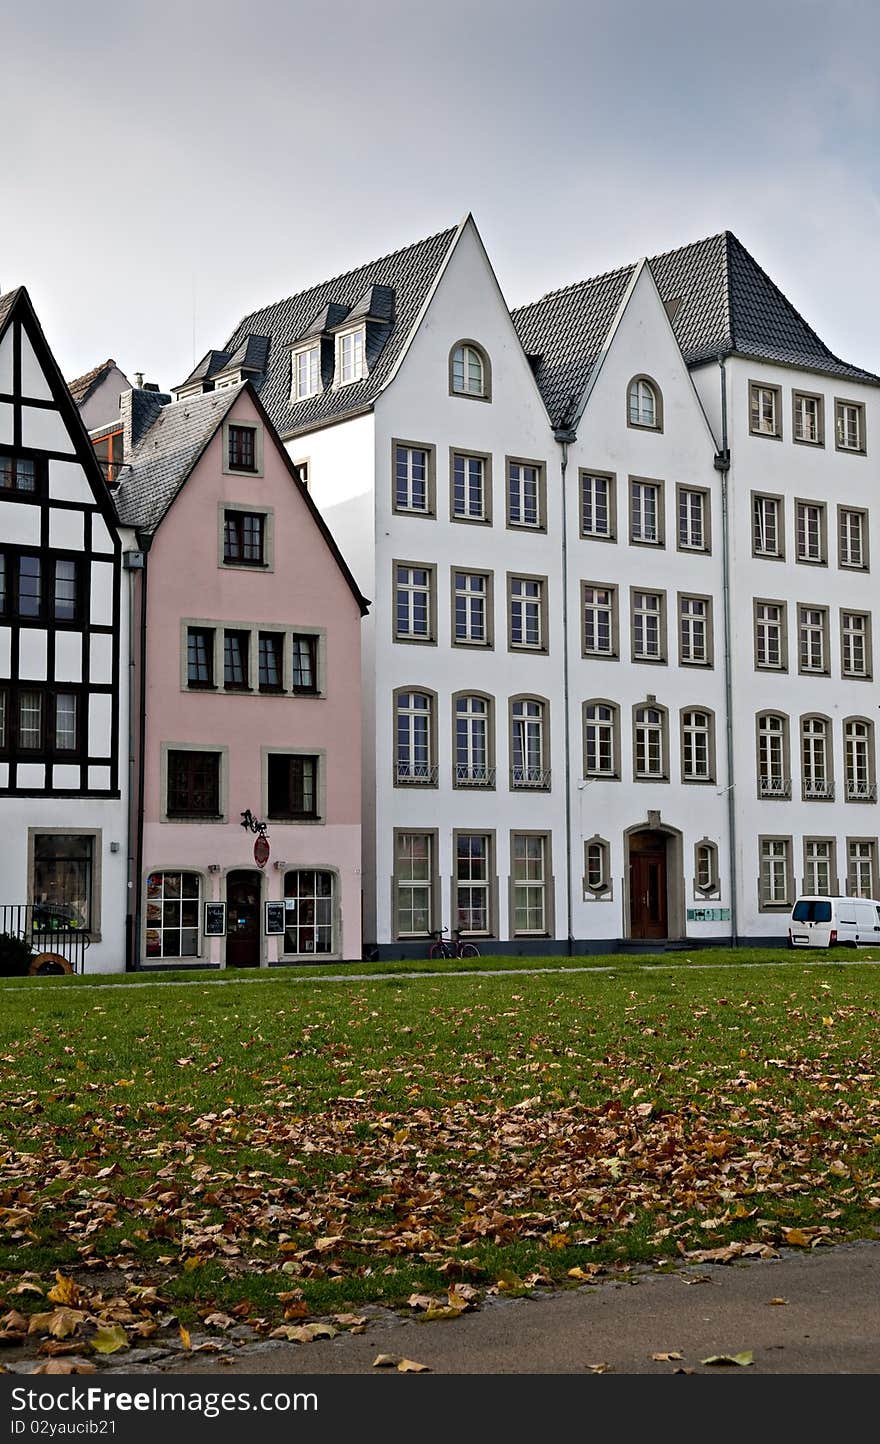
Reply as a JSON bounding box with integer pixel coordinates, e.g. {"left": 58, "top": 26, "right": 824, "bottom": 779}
{"left": 427, "top": 927, "right": 481, "bottom": 960}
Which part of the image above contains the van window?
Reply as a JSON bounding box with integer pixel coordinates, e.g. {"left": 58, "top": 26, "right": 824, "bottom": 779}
{"left": 792, "top": 900, "right": 832, "bottom": 922}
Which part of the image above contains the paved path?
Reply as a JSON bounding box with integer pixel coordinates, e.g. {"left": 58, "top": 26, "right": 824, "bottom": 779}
{"left": 163, "top": 1241, "right": 880, "bottom": 1375}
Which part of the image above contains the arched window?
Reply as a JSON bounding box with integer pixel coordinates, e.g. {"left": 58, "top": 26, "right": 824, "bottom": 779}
{"left": 283, "top": 869, "right": 335, "bottom": 955}
{"left": 627, "top": 375, "right": 662, "bottom": 430}
{"left": 395, "top": 689, "right": 436, "bottom": 785}
{"left": 450, "top": 341, "right": 490, "bottom": 399}
{"left": 757, "top": 712, "right": 790, "bottom": 798}
{"left": 694, "top": 840, "right": 719, "bottom": 896}
{"left": 633, "top": 704, "right": 667, "bottom": 779}
{"left": 844, "top": 717, "right": 876, "bottom": 801}
{"left": 511, "top": 697, "right": 548, "bottom": 789}
{"left": 801, "top": 715, "right": 833, "bottom": 800}
{"left": 145, "top": 871, "right": 201, "bottom": 958}
{"left": 454, "top": 693, "right": 494, "bottom": 787}
{"left": 583, "top": 700, "right": 619, "bottom": 778}
{"left": 681, "top": 708, "right": 713, "bottom": 782}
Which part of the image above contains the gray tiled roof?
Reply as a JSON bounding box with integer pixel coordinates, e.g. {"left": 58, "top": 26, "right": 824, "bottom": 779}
{"left": 222, "top": 225, "right": 459, "bottom": 438}
{"left": 0, "top": 287, "right": 23, "bottom": 341}
{"left": 513, "top": 231, "right": 879, "bottom": 427}
{"left": 67, "top": 357, "right": 117, "bottom": 406}
{"left": 114, "top": 386, "right": 241, "bottom": 532}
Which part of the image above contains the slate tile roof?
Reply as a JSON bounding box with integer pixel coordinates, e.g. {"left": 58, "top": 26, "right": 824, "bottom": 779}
{"left": 221, "top": 225, "right": 459, "bottom": 438}
{"left": 67, "top": 357, "right": 118, "bottom": 406}
{"left": 0, "top": 287, "right": 23, "bottom": 339}
{"left": 513, "top": 231, "right": 879, "bottom": 428}
{"left": 113, "top": 385, "right": 241, "bottom": 532}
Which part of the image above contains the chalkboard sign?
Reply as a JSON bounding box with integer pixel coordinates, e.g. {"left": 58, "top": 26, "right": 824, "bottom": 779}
{"left": 204, "top": 901, "right": 227, "bottom": 937}
{"left": 265, "top": 901, "right": 286, "bottom": 935}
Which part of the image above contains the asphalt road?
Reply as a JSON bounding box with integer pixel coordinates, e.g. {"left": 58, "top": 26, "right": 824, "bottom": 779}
{"left": 164, "top": 1240, "right": 880, "bottom": 1376}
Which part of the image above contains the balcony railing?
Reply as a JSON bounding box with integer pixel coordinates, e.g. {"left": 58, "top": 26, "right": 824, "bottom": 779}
{"left": 511, "top": 766, "right": 551, "bottom": 790}
{"left": 455, "top": 763, "right": 496, "bottom": 787}
{"left": 803, "top": 779, "right": 835, "bottom": 800}
{"left": 396, "top": 761, "right": 438, "bottom": 785}
{"left": 759, "top": 776, "right": 791, "bottom": 799}
{"left": 0, "top": 904, "right": 90, "bottom": 974}
{"left": 847, "top": 780, "right": 877, "bottom": 802}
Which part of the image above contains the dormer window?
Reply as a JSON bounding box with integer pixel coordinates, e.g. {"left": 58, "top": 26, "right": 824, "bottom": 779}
{"left": 292, "top": 344, "right": 321, "bottom": 401}
{"left": 336, "top": 328, "right": 365, "bottom": 386}
{"left": 450, "top": 342, "right": 490, "bottom": 400}
{"left": 92, "top": 430, "right": 124, "bottom": 484}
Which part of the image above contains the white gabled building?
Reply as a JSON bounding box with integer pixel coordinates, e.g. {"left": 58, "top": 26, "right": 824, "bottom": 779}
{"left": 199, "top": 219, "right": 879, "bottom": 956}
{"left": 0, "top": 288, "right": 129, "bottom": 972}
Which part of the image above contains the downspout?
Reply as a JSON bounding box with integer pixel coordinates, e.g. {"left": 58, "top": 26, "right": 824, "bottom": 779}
{"left": 555, "top": 427, "right": 577, "bottom": 955}
{"left": 715, "top": 358, "right": 737, "bottom": 946}
{"left": 124, "top": 556, "right": 136, "bottom": 969}
{"left": 132, "top": 536, "right": 151, "bottom": 970}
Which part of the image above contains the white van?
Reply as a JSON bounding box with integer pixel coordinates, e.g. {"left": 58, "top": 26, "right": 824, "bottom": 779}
{"left": 789, "top": 895, "right": 880, "bottom": 948}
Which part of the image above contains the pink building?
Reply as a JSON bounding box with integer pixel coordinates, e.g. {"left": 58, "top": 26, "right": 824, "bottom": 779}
{"left": 113, "top": 379, "right": 367, "bottom": 967}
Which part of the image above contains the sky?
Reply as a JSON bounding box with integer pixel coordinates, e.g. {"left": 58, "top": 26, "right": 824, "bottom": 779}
{"left": 1, "top": 0, "right": 878, "bottom": 390}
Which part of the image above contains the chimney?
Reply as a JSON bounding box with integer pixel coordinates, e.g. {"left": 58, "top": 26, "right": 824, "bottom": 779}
{"left": 134, "top": 371, "right": 144, "bottom": 389}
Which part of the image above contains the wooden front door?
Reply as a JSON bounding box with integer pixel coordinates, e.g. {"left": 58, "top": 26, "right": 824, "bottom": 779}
{"left": 226, "top": 871, "right": 261, "bottom": 967}
{"left": 629, "top": 834, "right": 668, "bottom": 939}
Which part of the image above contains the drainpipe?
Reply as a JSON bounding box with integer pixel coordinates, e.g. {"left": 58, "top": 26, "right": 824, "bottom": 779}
{"left": 124, "top": 554, "right": 137, "bottom": 969}
{"left": 714, "top": 358, "right": 737, "bottom": 946}
{"left": 555, "top": 427, "right": 578, "bottom": 956}
{"left": 132, "top": 536, "right": 151, "bottom": 970}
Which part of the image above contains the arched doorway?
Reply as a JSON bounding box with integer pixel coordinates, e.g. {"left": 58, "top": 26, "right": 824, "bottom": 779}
{"left": 625, "top": 823, "right": 685, "bottom": 941}
{"left": 226, "top": 869, "right": 262, "bottom": 967}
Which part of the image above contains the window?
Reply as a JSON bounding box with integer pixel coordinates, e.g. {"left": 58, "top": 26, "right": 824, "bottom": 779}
{"left": 453, "top": 570, "right": 490, "bottom": 646}
{"left": 258, "top": 632, "right": 284, "bottom": 692}
{"left": 842, "top": 612, "right": 870, "bottom": 679}
{"left": 755, "top": 600, "right": 786, "bottom": 670}
{"left": 760, "top": 837, "right": 792, "bottom": 908}
{"left": 801, "top": 716, "right": 833, "bottom": 800}
{"left": 0, "top": 555, "right": 4, "bottom": 614}
{"left": 454, "top": 694, "right": 493, "bottom": 787}
{"left": 227, "top": 424, "right": 257, "bottom": 472}
{"left": 845, "top": 718, "right": 876, "bottom": 802}
{"left": 291, "top": 635, "right": 319, "bottom": 693}
{"left": 0, "top": 689, "right": 5, "bottom": 751}
{"left": 835, "top": 398, "right": 866, "bottom": 453}
{"left": 695, "top": 840, "right": 719, "bottom": 896}
{"left": 394, "top": 563, "right": 434, "bottom": 642}
{"left": 292, "top": 459, "right": 309, "bottom": 489}
{"left": 223, "top": 630, "right": 249, "bottom": 690}
{"left": 455, "top": 833, "right": 492, "bottom": 933}
{"left": 632, "top": 590, "right": 665, "bottom": 662}
{"left": 584, "top": 701, "right": 618, "bottom": 778}
{"left": 450, "top": 342, "right": 489, "bottom": 399}
{"left": 451, "top": 452, "right": 489, "bottom": 523}
{"left": 580, "top": 471, "right": 615, "bottom": 540}
{"left": 167, "top": 750, "right": 221, "bottom": 817}
{"left": 283, "top": 870, "right": 334, "bottom": 954}
{"left": 18, "top": 556, "right": 41, "bottom": 617}
{"left": 54, "top": 694, "right": 77, "bottom": 752}
{"left": 336, "top": 328, "right": 365, "bottom": 386}
{"left": 681, "top": 708, "right": 713, "bottom": 782}
{"left": 394, "top": 443, "right": 433, "bottom": 516}
{"left": 753, "top": 494, "right": 783, "bottom": 557}
{"left": 19, "top": 691, "right": 43, "bottom": 750}
{"left": 796, "top": 501, "right": 825, "bottom": 564}
{"left": 798, "top": 605, "right": 828, "bottom": 674}
{"left": 804, "top": 839, "right": 835, "bottom": 896}
{"left": 395, "top": 833, "right": 434, "bottom": 937}
{"left": 53, "top": 560, "right": 77, "bottom": 621}
{"left": 32, "top": 834, "right": 94, "bottom": 933}
{"left": 509, "top": 575, "right": 545, "bottom": 650}
{"left": 511, "top": 834, "right": 549, "bottom": 934}
{"left": 584, "top": 837, "right": 611, "bottom": 895}
{"left": 582, "top": 583, "right": 616, "bottom": 657}
{"left": 757, "top": 713, "right": 790, "bottom": 799}
{"left": 267, "top": 753, "right": 319, "bottom": 819}
{"left": 630, "top": 479, "right": 662, "bottom": 545}
{"left": 679, "top": 595, "right": 711, "bottom": 666}
{"left": 223, "top": 510, "right": 265, "bottom": 566}
{"left": 507, "top": 459, "right": 543, "bottom": 529}
{"left": 396, "top": 691, "right": 435, "bottom": 785}
{"left": 848, "top": 840, "right": 877, "bottom": 898}
{"left": 92, "top": 430, "right": 124, "bottom": 483}
{"left": 749, "top": 382, "right": 782, "bottom": 438}
{"left": 511, "top": 698, "right": 548, "bottom": 789}
{"left": 186, "top": 627, "right": 215, "bottom": 688}
{"left": 633, "top": 704, "right": 666, "bottom": 780}
{"left": 627, "top": 376, "right": 661, "bottom": 429}
{"left": 793, "top": 392, "right": 824, "bottom": 445}
{"left": 145, "top": 871, "right": 200, "bottom": 959}
{"left": 0, "top": 455, "right": 37, "bottom": 492}
{"left": 839, "top": 507, "right": 868, "bottom": 569}
{"left": 292, "top": 345, "right": 321, "bottom": 401}
{"left": 678, "top": 486, "right": 709, "bottom": 551}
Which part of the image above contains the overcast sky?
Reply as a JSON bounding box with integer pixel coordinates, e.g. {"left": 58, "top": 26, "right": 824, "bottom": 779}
{"left": 1, "top": 0, "right": 878, "bottom": 389}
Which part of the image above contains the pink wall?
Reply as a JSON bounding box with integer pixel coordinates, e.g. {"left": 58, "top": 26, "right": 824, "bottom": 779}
{"left": 140, "top": 389, "right": 364, "bottom": 961}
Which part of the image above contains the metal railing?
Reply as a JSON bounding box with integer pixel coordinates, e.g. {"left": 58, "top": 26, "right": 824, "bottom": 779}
{"left": 511, "top": 766, "right": 552, "bottom": 790}
{"left": 803, "top": 779, "right": 835, "bottom": 800}
{"left": 455, "top": 763, "right": 496, "bottom": 787}
{"left": 759, "top": 776, "right": 791, "bottom": 799}
{"left": 846, "top": 781, "right": 877, "bottom": 802}
{"left": 0, "top": 904, "right": 90, "bottom": 974}
{"left": 395, "top": 761, "right": 438, "bottom": 785}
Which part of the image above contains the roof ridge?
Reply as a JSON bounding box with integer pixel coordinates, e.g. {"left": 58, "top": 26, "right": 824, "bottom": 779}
{"left": 513, "top": 230, "right": 730, "bottom": 316}
{"left": 725, "top": 231, "right": 842, "bottom": 363}
{"left": 234, "top": 222, "right": 458, "bottom": 332}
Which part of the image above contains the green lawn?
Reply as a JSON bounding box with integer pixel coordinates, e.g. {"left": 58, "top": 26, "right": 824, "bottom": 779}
{"left": 2, "top": 958, "right": 880, "bottom": 1354}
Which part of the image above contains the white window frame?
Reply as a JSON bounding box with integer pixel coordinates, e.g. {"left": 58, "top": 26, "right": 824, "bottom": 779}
{"left": 584, "top": 702, "right": 617, "bottom": 778}
{"left": 753, "top": 494, "right": 782, "bottom": 557}
{"left": 630, "top": 480, "right": 661, "bottom": 545}
{"left": 454, "top": 571, "right": 488, "bottom": 646}
{"left": 634, "top": 705, "right": 665, "bottom": 780}
{"left": 394, "top": 563, "right": 434, "bottom": 642}
{"left": 761, "top": 838, "right": 791, "bottom": 906}
{"left": 848, "top": 840, "right": 876, "bottom": 898}
{"left": 455, "top": 695, "right": 493, "bottom": 787}
{"left": 839, "top": 507, "right": 867, "bottom": 569}
{"left": 511, "top": 699, "right": 547, "bottom": 789}
{"left": 799, "top": 605, "right": 827, "bottom": 674}
{"left": 335, "top": 327, "right": 365, "bottom": 387}
{"left": 801, "top": 716, "right": 832, "bottom": 800}
{"left": 796, "top": 501, "right": 825, "bottom": 564}
{"left": 583, "top": 584, "right": 615, "bottom": 656}
{"left": 678, "top": 487, "right": 706, "bottom": 550}
{"left": 395, "top": 691, "right": 435, "bottom": 785}
{"left": 632, "top": 591, "right": 663, "bottom": 661}
{"left": 682, "top": 709, "right": 711, "bottom": 781}
{"left": 842, "top": 611, "right": 869, "bottom": 679}
{"left": 679, "top": 595, "right": 708, "bottom": 665}
{"left": 580, "top": 471, "right": 613, "bottom": 539}
{"left": 510, "top": 576, "right": 543, "bottom": 650}
{"left": 758, "top": 713, "right": 790, "bottom": 798}
{"left": 511, "top": 833, "right": 548, "bottom": 935}
{"left": 804, "top": 839, "right": 834, "bottom": 896}
{"left": 292, "top": 343, "right": 321, "bottom": 401}
{"left": 507, "top": 460, "right": 541, "bottom": 529}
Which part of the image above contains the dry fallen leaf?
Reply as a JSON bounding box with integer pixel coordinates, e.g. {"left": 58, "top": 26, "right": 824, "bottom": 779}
{"left": 700, "top": 1351, "right": 754, "bottom": 1367}
{"left": 585, "top": 1362, "right": 612, "bottom": 1373}
{"left": 768, "top": 1297, "right": 788, "bottom": 1306}
{"left": 651, "top": 1351, "right": 683, "bottom": 1361}
{"left": 91, "top": 1325, "right": 129, "bottom": 1356}
{"left": 32, "top": 1359, "right": 97, "bottom": 1375}
{"left": 397, "top": 1358, "right": 431, "bottom": 1373}
{"left": 179, "top": 1325, "right": 192, "bottom": 1351}
{"left": 373, "top": 1354, "right": 400, "bottom": 1368}
{"left": 47, "top": 1273, "right": 81, "bottom": 1307}
{"left": 782, "top": 1228, "right": 812, "bottom": 1247}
